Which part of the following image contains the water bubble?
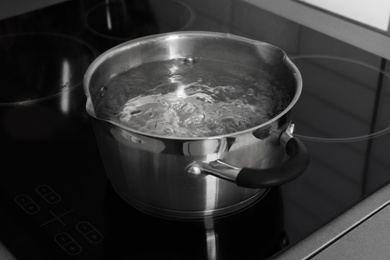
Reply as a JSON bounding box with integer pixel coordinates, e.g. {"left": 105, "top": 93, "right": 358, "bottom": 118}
{"left": 131, "top": 110, "right": 142, "bottom": 116}
{"left": 164, "top": 127, "right": 174, "bottom": 134}
{"left": 183, "top": 57, "right": 195, "bottom": 64}
{"left": 246, "top": 88, "right": 254, "bottom": 96}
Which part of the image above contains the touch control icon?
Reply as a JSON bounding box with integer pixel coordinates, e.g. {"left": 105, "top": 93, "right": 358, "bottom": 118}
{"left": 15, "top": 184, "right": 103, "bottom": 257}
{"left": 54, "top": 232, "right": 82, "bottom": 256}
{"left": 76, "top": 221, "right": 104, "bottom": 244}
{"left": 14, "top": 194, "right": 40, "bottom": 214}
{"left": 36, "top": 184, "right": 61, "bottom": 204}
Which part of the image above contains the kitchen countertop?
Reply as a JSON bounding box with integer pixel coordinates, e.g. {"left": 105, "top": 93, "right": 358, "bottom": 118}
{"left": 0, "top": 242, "right": 16, "bottom": 260}
{"left": 312, "top": 203, "right": 390, "bottom": 259}
{"left": 275, "top": 181, "right": 390, "bottom": 259}
{"left": 0, "top": 0, "right": 67, "bottom": 20}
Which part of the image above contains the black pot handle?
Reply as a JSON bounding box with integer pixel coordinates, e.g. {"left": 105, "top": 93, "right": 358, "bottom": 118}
{"left": 186, "top": 124, "right": 310, "bottom": 188}
{"left": 236, "top": 137, "right": 309, "bottom": 188}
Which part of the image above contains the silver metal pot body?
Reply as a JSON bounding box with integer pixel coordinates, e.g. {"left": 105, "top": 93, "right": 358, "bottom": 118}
{"left": 84, "top": 31, "right": 306, "bottom": 219}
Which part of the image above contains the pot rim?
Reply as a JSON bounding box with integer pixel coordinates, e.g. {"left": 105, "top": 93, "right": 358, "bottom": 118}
{"left": 84, "top": 31, "right": 303, "bottom": 141}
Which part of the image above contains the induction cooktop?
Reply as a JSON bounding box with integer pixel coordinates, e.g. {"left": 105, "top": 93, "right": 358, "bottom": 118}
{"left": 1, "top": 1, "right": 390, "bottom": 259}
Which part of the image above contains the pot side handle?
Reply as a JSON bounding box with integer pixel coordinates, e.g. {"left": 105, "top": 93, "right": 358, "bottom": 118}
{"left": 236, "top": 137, "right": 309, "bottom": 188}
{"left": 187, "top": 126, "right": 310, "bottom": 188}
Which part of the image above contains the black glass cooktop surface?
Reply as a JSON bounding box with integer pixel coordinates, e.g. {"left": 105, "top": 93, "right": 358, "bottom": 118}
{"left": 1, "top": 1, "right": 390, "bottom": 259}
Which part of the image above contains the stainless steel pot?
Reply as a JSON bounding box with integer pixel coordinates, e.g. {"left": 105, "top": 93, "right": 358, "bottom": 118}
{"left": 84, "top": 31, "right": 309, "bottom": 219}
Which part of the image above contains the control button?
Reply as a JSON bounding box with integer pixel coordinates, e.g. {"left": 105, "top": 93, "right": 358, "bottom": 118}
{"left": 44, "top": 193, "right": 61, "bottom": 204}
{"left": 54, "top": 232, "right": 82, "bottom": 256}
{"left": 76, "top": 221, "right": 94, "bottom": 234}
{"left": 23, "top": 202, "right": 40, "bottom": 214}
{"left": 15, "top": 194, "right": 40, "bottom": 214}
{"left": 85, "top": 230, "right": 104, "bottom": 243}
{"left": 76, "top": 221, "right": 103, "bottom": 244}
{"left": 14, "top": 194, "right": 32, "bottom": 206}
{"left": 36, "top": 185, "right": 52, "bottom": 196}
{"left": 54, "top": 232, "right": 73, "bottom": 246}
{"left": 63, "top": 242, "right": 82, "bottom": 256}
{"left": 36, "top": 184, "right": 61, "bottom": 204}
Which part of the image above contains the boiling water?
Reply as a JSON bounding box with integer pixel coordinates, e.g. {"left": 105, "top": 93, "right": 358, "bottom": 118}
{"left": 94, "top": 58, "right": 291, "bottom": 137}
